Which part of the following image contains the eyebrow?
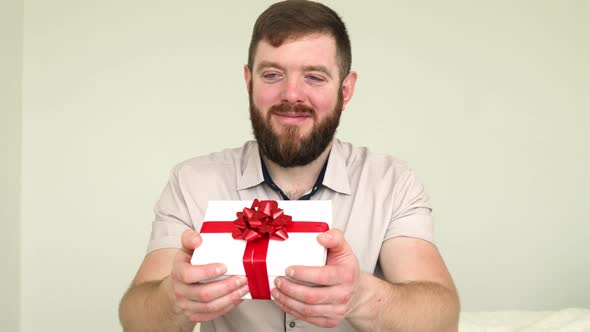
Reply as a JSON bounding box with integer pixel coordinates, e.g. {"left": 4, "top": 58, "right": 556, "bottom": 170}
{"left": 256, "top": 61, "right": 333, "bottom": 79}
{"left": 256, "top": 61, "right": 285, "bottom": 74}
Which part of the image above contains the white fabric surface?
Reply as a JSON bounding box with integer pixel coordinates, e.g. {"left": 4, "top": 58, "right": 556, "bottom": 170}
{"left": 460, "top": 308, "right": 590, "bottom": 331}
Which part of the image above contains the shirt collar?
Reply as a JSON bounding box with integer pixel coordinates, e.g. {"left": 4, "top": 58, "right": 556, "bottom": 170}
{"left": 237, "top": 141, "right": 264, "bottom": 191}
{"left": 322, "top": 139, "right": 352, "bottom": 195}
{"left": 236, "top": 139, "right": 352, "bottom": 196}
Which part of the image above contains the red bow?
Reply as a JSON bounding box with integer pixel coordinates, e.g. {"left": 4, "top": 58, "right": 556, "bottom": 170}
{"left": 232, "top": 199, "right": 292, "bottom": 241}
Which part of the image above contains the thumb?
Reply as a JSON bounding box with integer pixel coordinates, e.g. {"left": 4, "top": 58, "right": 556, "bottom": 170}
{"left": 318, "top": 228, "right": 357, "bottom": 267}
{"left": 317, "top": 228, "right": 348, "bottom": 252}
{"left": 180, "top": 228, "right": 202, "bottom": 254}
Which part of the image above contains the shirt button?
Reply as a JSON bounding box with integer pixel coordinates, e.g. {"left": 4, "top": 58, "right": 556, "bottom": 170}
{"left": 289, "top": 321, "right": 296, "bottom": 328}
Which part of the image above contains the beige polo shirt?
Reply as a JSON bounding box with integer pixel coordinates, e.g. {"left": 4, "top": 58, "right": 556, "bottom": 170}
{"left": 148, "top": 138, "right": 433, "bottom": 332}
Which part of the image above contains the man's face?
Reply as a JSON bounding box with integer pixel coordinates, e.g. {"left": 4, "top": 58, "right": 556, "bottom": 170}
{"left": 246, "top": 33, "right": 355, "bottom": 167}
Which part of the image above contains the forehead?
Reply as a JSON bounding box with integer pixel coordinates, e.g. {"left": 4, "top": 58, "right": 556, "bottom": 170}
{"left": 253, "top": 33, "right": 339, "bottom": 71}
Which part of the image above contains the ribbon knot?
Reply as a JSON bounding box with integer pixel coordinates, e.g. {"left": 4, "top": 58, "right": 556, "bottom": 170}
{"left": 232, "top": 199, "right": 292, "bottom": 241}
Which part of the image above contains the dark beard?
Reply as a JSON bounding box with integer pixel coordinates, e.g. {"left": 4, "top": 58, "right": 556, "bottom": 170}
{"left": 249, "top": 91, "right": 343, "bottom": 168}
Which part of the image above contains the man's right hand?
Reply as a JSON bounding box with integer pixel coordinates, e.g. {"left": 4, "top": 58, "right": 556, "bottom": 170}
{"left": 166, "top": 229, "right": 250, "bottom": 323}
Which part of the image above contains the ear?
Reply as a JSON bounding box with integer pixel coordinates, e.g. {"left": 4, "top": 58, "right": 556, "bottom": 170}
{"left": 244, "top": 64, "right": 252, "bottom": 95}
{"left": 341, "top": 71, "right": 357, "bottom": 111}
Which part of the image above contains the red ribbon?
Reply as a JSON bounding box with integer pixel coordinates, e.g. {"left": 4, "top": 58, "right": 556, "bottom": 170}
{"left": 200, "top": 199, "right": 329, "bottom": 299}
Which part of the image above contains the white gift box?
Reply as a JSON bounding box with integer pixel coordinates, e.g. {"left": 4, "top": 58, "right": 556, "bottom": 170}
{"left": 191, "top": 200, "right": 332, "bottom": 300}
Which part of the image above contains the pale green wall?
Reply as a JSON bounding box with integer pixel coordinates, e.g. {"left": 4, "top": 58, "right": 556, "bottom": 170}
{"left": 0, "top": 0, "right": 22, "bottom": 330}
{"left": 19, "top": 1, "right": 590, "bottom": 331}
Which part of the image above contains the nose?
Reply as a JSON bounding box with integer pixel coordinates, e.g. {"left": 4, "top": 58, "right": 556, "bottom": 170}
{"left": 280, "top": 76, "right": 304, "bottom": 104}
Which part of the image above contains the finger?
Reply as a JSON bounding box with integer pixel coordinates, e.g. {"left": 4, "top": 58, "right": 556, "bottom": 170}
{"left": 272, "top": 288, "right": 346, "bottom": 317}
{"left": 284, "top": 265, "right": 348, "bottom": 286}
{"left": 172, "top": 261, "right": 227, "bottom": 284}
{"left": 272, "top": 289, "right": 344, "bottom": 327}
{"left": 182, "top": 275, "right": 248, "bottom": 302}
{"left": 183, "top": 297, "right": 243, "bottom": 323}
{"left": 273, "top": 276, "right": 351, "bottom": 305}
{"left": 181, "top": 229, "right": 202, "bottom": 254}
{"left": 182, "top": 284, "right": 249, "bottom": 314}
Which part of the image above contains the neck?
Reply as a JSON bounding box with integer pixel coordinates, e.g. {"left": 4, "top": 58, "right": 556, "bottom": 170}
{"left": 262, "top": 142, "right": 332, "bottom": 199}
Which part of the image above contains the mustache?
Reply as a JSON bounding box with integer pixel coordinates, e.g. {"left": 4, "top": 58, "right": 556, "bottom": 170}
{"left": 269, "top": 103, "right": 315, "bottom": 115}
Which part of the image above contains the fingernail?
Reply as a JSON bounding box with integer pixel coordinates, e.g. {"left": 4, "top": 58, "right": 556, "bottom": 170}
{"left": 216, "top": 265, "right": 227, "bottom": 275}
{"left": 275, "top": 278, "right": 282, "bottom": 288}
{"left": 286, "top": 268, "right": 295, "bottom": 278}
{"left": 236, "top": 276, "right": 247, "bottom": 286}
{"left": 271, "top": 289, "right": 279, "bottom": 300}
{"left": 320, "top": 232, "right": 333, "bottom": 240}
{"left": 239, "top": 285, "right": 249, "bottom": 296}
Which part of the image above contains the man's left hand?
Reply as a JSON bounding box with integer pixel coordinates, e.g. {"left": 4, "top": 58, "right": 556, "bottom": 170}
{"left": 271, "top": 228, "right": 360, "bottom": 328}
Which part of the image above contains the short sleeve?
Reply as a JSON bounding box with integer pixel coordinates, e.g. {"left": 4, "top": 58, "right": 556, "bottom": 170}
{"left": 146, "top": 166, "right": 193, "bottom": 254}
{"left": 385, "top": 168, "right": 434, "bottom": 243}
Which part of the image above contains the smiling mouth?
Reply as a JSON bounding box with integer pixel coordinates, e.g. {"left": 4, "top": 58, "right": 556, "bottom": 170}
{"left": 271, "top": 111, "right": 312, "bottom": 126}
{"left": 272, "top": 111, "right": 311, "bottom": 118}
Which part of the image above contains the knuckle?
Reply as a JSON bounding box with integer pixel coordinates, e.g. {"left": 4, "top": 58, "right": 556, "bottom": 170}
{"left": 318, "top": 272, "right": 331, "bottom": 285}
{"left": 334, "top": 305, "right": 347, "bottom": 316}
{"left": 342, "top": 268, "right": 356, "bottom": 283}
{"left": 301, "top": 305, "right": 315, "bottom": 316}
{"left": 303, "top": 292, "right": 318, "bottom": 304}
{"left": 181, "top": 268, "right": 193, "bottom": 284}
{"left": 204, "top": 301, "right": 220, "bottom": 313}
{"left": 338, "top": 292, "right": 352, "bottom": 304}
{"left": 343, "top": 272, "right": 355, "bottom": 284}
{"left": 324, "top": 318, "right": 340, "bottom": 328}
{"left": 330, "top": 268, "right": 344, "bottom": 283}
{"left": 173, "top": 286, "right": 184, "bottom": 299}
{"left": 198, "top": 288, "right": 213, "bottom": 302}
{"left": 177, "top": 301, "right": 187, "bottom": 311}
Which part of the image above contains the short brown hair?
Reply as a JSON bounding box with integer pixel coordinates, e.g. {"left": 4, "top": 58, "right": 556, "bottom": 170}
{"left": 248, "top": 0, "right": 352, "bottom": 81}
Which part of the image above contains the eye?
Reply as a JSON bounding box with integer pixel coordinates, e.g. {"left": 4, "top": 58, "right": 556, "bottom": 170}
{"left": 306, "top": 74, "right": 326, "bottom": 83}
{"left": 261, "top": 71, "right": 283, "bottom": 82}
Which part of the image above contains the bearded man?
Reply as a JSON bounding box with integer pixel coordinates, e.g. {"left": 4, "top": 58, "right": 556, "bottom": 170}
{"left": 119, "top": 1, "right": 460, "bottom": 331}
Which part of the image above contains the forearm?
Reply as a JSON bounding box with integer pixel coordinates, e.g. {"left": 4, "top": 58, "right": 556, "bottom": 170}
{"left": 346, "top": 273, "right": 460, "bottom": 332}
{"left": 119, "top": 276, "right": 195, "bottom": 332}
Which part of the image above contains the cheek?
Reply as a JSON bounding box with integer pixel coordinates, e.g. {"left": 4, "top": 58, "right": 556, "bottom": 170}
{"left": 252, "top": 82, "right": 281, "bottom": 109}
{"left": 309, "top": 90, "right": 339, "bottom": 115}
